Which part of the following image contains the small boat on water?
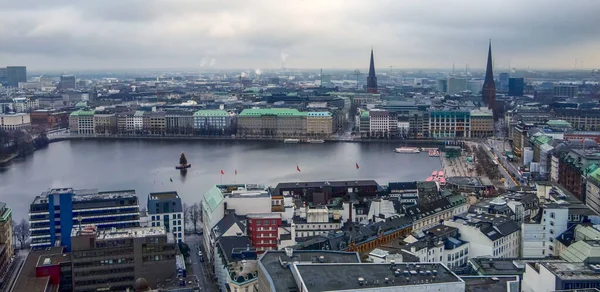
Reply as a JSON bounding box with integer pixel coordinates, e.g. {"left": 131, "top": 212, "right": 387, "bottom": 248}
{"left": 176, "top": 152, "right": 191, "bottom": 170}
{"left": 308, "top": 139, "right": 325, "bottom": 144}
{"left": 394, "top": 147, "right": 421, "bottom": 154}
{"left": 284, "top": 139, "right": 300, "bottom": 144}
{"left": 429, "top": 149, "right": 440, "bottom": 157}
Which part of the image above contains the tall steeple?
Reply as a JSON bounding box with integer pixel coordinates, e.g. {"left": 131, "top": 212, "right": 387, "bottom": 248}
{"left": 367, "top": 48, "right": 378, "bottom": 93}
{"left": 482, "top": 40, "right": 496, "bottom": 119}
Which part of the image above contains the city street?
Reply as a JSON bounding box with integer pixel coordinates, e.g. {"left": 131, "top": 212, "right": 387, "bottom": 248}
{"left": 186, "top": 235, "right": 218, "bottom": 292}
{"left": 482, "top": 139, "right": 520, "bottom": 189}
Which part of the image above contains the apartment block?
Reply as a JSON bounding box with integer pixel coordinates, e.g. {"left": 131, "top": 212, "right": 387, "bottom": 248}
{"left": 147, "top": 191, "right": 185, "bottom": 242}
{"left": 29, "top": 188, "right": 140, "bottom": 250}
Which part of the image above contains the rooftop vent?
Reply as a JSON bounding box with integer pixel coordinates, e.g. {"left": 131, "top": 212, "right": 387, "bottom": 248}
{"left": 318, "top": 256, "right": 325, "bottom": 263}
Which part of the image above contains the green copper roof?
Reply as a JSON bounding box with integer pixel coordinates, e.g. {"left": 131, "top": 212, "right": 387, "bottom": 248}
{"left": 534, "top": 135, "right": 553, "bottom": 145}
{"left": 70, "top": 109, "right": 95, "bottom": 117}
{"left": 194, "top": 110, "right": 228, "bottom": 117}
{"left": 547, "top": 119, "right": 572, "bottom": 128}
{"left": 203, "top": 185, "right": 224, "bottom": 212}
{"left": 239, "top": 108, "right": 307, "bottom": 117}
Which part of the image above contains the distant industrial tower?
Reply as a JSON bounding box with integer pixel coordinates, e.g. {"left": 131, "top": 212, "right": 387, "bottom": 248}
{"left": 367, "top": 49, "right": 378, "bottom": 93}
{"left": 482, "top": 41, "right": 496, "bottom": 119}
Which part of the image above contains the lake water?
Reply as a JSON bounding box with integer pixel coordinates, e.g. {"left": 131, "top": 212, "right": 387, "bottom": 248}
{"left": 0, "top": 140, "right": 441, "bottom": 220}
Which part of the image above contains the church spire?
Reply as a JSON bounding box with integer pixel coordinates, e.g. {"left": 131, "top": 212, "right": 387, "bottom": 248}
{"left": 367, "top": 48, "right": 378, "bottom": 93}
{"left": 482, "top": 40, "right": 496, "bottom": 119}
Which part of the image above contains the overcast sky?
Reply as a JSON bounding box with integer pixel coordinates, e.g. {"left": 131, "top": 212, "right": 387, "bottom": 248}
{"left": 0, "top": 0, "right": 598, "bottom": 71}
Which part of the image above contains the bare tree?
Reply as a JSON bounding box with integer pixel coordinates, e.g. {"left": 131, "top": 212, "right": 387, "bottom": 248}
{"left": 189, "top": 203, "right": 201, "bottom": 234}
{"left": 183, "top": 203, "right": 190, "bottom": 232}
{"left": 13, "top": 219, "right": 30, "bottom": 249}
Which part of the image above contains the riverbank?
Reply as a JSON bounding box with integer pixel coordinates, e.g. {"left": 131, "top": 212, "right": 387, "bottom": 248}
{"left": 0, "top": 153, "right": 19, "bottom": 165}
{"left": 49, "top": 134, "right": 480, "bottom": 146}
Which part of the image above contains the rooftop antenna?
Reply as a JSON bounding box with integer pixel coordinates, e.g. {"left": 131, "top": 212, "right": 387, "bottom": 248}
{"left": 452, "top": 62, "right": 455, "bottom": 75}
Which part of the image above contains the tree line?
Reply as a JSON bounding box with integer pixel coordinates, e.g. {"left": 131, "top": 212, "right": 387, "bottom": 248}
{"left": 0, "top": 129, "right": 49, "bottom": 159}
{"left": 472, "top": 145, "right": 502, "bottom": 180}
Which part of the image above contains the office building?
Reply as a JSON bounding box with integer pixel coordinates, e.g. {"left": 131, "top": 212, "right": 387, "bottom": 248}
{"left": 237, "top": 108, "right": 307, "bottom": 138}
{"left": 402, "top": 225, "right": 470, "bottom": 270}
{"left": 0, "top": 202, "right": 14, "bottom": 282}
{"left": 444, "top": 213, "right": 520, "bottom": 258}
{"left": 470, "top": 108, "right": 494, "bottom": 138}
{"left": 437, "top": 79, "right": 448, "bottom": 93}
{"left": 147, "top": 191, "right": 184, "bottom": 242}
{"left": 70, "top": 225, "right": 176, "bottom": 292}
{"left": 29, "top": 188, "right": 140, "bottom": 250}
{"left": 93, "top": 111, "right": 117, "bottom": 135}
{"left": 0, "top": 68, "right": 6, "bottom": 85}
{"left": 165, "top": 110, "right": 194, "bottom": 135}
{"left": 6, "top": 66, "right": 26, "bottom": 87}
{"left": 143, "top": 111, "right": 166, "bottom": 135}
{"left": 306, "top": 111, "right": 333, "bottom": 137}
{"left": 69, "top": 109, "right": 95, "bottom": 135}
{"left": 11, "top": 247, "right": 71, "bottom": 292}
{"left": 508, "top": 77, "right": 524, "bottom": 96}
{"left": 214, "top": 235, "right": 259, "bottom": 292}
{"left": 192, "top": 110, "right": 231, "bottom": 135}
{"left": 558, "top": 149, "right": 600, "bottom": 201}
{"left": 0, "top": 113, "right": 31, "bottom": 131}
{"left": 587, "top": 168, "right": 600, "bottom": 214}
{"left": 202, "top": 184, "right": 271, "bottom": 262}
{"left": 447, "top": 78, "right": 467, "bottom": 95}
{"left": 258, "top": 249, "right": 465, "bottom": 292}
{"left": 553, "top": 85, "right": 578, "bottom": 98}
{"left": 59, "top": 75, "right": 76, "bottom": 90}
{"left": 428, "top": 110, "right": 470, "bottom": 138}
{"left": 522, "top": 262, "right": 600, "bottom": 292}
{"left": 499, "top": 72, "right": 510, "bottom": 91}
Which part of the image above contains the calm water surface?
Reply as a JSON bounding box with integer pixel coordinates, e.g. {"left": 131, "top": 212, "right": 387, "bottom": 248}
{"left": 0, "top": 140, "right": 441, "bottom": 220}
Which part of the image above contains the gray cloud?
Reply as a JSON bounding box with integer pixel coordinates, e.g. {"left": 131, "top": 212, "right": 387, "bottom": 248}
{"left": 0, "top": 0, "right": 598, "bottom": 70}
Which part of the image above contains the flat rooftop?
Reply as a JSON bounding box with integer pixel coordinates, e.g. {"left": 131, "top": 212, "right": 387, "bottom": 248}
{"left": 543, "top": 262, "right": 600, "bottom": 280}
{"left": 12, "top": 247, "right": 65, "bottom": 292}
{"left": 36, "top": 253, "right": 71, "bottom": 267}
{"left": 34, "top": 188, "right": 137, "bottom": 204}
{"left": 471, "top": 258, "right": 564, "bottom": 275}
{"left": 461, "top": 276, "right": 519, "bottom": 292}
{"left": 149, "top": 191, "right": 180, "bottom": 200}
{"left": 259, "top": 250, "right": 360, "bottom": 292}
{"left": 293, "top": 262, "right": 463, "bottom": 291}
{"left": 71, "top": 226, "right": 166, "bottom": 240}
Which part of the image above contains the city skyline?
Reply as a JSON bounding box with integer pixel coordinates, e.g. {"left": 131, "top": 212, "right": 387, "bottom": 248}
{"left": 1, "top": 0, "right": 599, "bottom": 71}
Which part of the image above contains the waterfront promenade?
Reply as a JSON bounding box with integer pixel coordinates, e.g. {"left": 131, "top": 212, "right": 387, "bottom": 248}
{"left": 48, "top": 133, "right": 483, "bottom": 145}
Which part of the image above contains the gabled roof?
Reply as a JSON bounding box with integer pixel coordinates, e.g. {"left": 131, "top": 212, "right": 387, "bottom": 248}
{"left": 213, "top": 212, "right": 246, "bottom": 239}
